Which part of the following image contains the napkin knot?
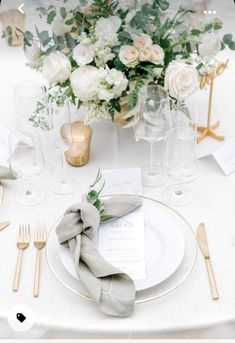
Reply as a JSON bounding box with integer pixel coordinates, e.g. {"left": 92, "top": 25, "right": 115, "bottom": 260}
{"left": 56, "top": 195, "right": 142, "bottom": 317}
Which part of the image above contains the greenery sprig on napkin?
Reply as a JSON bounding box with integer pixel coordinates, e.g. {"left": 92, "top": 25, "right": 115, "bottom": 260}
{"left": 87, "top": 169, "right": 117, "bottom": 222}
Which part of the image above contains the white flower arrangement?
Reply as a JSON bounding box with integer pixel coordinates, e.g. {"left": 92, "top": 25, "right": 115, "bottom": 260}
{"left": 7, "top": 0, "right": 234, "bottom": 124}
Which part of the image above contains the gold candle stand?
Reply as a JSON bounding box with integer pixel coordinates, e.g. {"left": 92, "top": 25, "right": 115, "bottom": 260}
{"left": 197, "top": 60, "right": 229, "bottom": 144}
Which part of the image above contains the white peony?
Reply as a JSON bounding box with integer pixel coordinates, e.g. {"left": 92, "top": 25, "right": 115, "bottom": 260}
{"left": 139, "top": 49, "right": 151, "bottom": 62}
{"left": 199, "top": 31, "right": 222, "bottom": 58}
{"left": 119, "top": 45, "right": 139, "bottom": 67}
{"left": 42, "top": 51, "right": 72, "bottom": 84}
{"left": 25, "top": 43, "right": 42, "bottom": 68}
{"left": 73, "top": 44, "right": 94, "bottom": 66}
{"left": 151, "top": 45, "right": 165, "bottom": 65}
{"left": 70, "top": 66, "right": 99, "bottom": 102}
{"left": 94, "top": 46, "right": 115, "bottom": 68}
{"left": 52, "top": 15, "right": 73, "bottom": 36}
{"left": 133, "top": 33, "right": 153, "bottom": 49}
{"left": 97, "top": 67, "right": 128, "bottom": 101}
{"left": 164, "top": 61, "right": 199, "bottom": 99}
{"left": 95, "top": 16, "right": 121, "bottom": 47}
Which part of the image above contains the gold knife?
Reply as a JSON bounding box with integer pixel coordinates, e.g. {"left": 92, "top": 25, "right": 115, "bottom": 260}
{"left": 197, "top": 223, "right": 219, "bottom": 300}
{"left": 0, "top": 221, "right": 10, "bottom": 231}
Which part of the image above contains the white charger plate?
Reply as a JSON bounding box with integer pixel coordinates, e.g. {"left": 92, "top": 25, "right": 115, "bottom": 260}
{"left": 46, "top": 195, "right": 197, "bottom": 303}
{"left": 59, "top": 204, "right": 185, "bottom": 291}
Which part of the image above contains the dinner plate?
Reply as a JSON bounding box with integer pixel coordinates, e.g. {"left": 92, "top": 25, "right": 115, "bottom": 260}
{"left": 59, "top": 203, "right": 185, "bottom": 291}
{"left": 46, "top": 195, "right": 197, "bottom": 303}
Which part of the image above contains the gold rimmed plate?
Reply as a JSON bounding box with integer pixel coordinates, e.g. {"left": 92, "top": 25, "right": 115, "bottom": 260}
{"left": 46, "top": 195, "right": 197, "bottom": 303}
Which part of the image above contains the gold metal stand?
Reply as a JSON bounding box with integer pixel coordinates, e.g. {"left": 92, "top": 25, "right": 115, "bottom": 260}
{"left": 197, "top": 60, "right": 229, "bottom": 144}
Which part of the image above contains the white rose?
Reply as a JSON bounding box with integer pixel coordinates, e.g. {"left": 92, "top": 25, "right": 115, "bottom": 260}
{"left": 52, "top": 15, "right": 73, "bottom": 36}
{"left": 25, "top": 43, "right": 42, "bottom": 67}
{"left": 164, "top": 61, "right": 199, "bottom": 99}
{"left": 119, "top": 45, "right": 139, "bottom": 67}
{"left": 151, "top": 45, "right": 165, "bottom": 65}
{"left": 70, "top": 65, "right": 99, "bottom": 102}
{"left": 133, "top": 33, "right": 152, "bottom": 49}
{"left": 139, "top": 49, "right": 151, "bottom": 62}
{"left": 42, "top": 51, "right": 72, "bottom": 84}
{"left": 199, "top": 31, "right": 221, "bottom": 58}
{"left": 73, "top": 44, "right": 94, "bottom": 66}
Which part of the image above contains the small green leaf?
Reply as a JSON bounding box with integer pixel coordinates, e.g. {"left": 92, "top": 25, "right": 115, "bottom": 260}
{"left": 65, "top": 17, "right": 74, "bottom": 25}
{"left": 223, "top": 34, "right": 232, "bottom": 45}
{"left": 60, "top": 7, "right": 66, "bottom": 18}
{"left": 47, "top": 10, "right": 56, "bottom": 24}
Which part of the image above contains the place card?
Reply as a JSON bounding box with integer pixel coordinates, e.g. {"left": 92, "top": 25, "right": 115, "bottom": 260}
{"left": 212, "top": 138, "right": 235, "bottom": 175}
{"left": 98, "top": 208, "right": 145, "bottom": 280}
{"left": 102, "top": 168, "right": 142, "bottom": 195}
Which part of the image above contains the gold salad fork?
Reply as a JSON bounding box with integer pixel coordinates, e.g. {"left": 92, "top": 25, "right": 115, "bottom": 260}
{"left": 33, "top": 223, "right": 47, "bottom": 297}
{"left": 13, "top": 224, "right": 30, "bottom": 292}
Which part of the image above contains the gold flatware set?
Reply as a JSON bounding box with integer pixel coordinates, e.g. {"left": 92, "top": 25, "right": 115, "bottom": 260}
{"left": 12, "top": 223, "right": 47, "bottom": 297}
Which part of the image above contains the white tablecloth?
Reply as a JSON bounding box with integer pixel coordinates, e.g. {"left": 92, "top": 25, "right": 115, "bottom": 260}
{"left": 0, "top": 0, "right": 235, "bottom": 339}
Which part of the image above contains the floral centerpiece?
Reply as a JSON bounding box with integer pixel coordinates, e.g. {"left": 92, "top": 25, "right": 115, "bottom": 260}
{"left": 8, "top": 0, "right": 235, "bottom": 124}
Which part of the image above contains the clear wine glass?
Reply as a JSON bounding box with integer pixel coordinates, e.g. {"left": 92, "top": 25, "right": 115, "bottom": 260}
{"left": 134, "top": 85, "right": 172, "bottom": 187}
{"left": 9, "top": 133, "right": 46, "bottom": 206}
{"left": 162, "top": 127, "right": 198, "bottom": 206}
{"left": 49, "top": 94, "right": 78, "bottom": 195}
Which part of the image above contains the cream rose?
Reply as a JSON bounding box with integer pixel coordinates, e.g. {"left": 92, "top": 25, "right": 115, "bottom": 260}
{"left": 151, "top": 45, "right": 165, "bottom": 65}
{"left": 73, "top": 44, "right": 94, "bottom": 66}
{"left": 165, "top": 61, "right": 199, "bottom": 99}
{"left": 133, "top": 33, "right": 152, "bottom": 49}
{"left": 119, "top": 45, "right": 139, "bottom": 67}
{"left": 199, "top": 31, "right": 221, "bottom": 58}
{"left": 70, "top": 65, "right": 99, "bottom": 102}
{"left": 139, "top": 49, "right": 151, "bottom": 62}
{"left": 42, "top": 51, "right": 72, "bottom": 84}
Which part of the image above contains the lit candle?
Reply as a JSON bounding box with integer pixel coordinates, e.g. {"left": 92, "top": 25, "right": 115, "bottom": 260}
{"left": 61, "top": 121, "right": 92, "bottom": 167}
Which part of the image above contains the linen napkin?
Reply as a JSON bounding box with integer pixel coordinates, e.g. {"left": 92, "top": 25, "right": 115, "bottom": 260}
{"left": 56, "top": 195, "right": 143, "bottom": 317}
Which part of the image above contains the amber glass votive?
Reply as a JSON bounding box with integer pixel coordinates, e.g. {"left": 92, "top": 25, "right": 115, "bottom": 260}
{"left": 62, "top": 121, "right": 92, "bottom": 167}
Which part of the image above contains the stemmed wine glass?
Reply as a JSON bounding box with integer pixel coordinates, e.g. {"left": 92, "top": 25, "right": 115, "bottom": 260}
{"left": 134, "top": 85, "right": 172, "bottom": 187}
{"left": 49, "top": 94, "right": 78, "bottom": 195}
{"left": 9, "top": 133, "right": 46, "bottom": 206}
{"left": 162, "top": 127, "right": 198, "bottom": 206}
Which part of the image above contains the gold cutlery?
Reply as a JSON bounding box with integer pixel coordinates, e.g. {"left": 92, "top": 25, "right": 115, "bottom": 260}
{"left": 0, "top": 221, "right": 10, "bottom": 231}
{"left": 13, "top": 224, "right": 30, "bottom": 292}
{"left": 197, "top": 223, "right": 219, "bottom": 300}
{"left": 33, "top": 223, "right": 47, "bottom": 297}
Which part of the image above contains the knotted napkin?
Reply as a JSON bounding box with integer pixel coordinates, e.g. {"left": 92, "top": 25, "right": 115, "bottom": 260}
{"left": 56, "top": 195, "right": 143, "bottom": 317}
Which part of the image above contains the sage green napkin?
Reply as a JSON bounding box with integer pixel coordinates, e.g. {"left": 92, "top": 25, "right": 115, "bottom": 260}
{"left": 56, "top": 195, "right": 143, "bottom": 317}
{"left": 0, "top": 165, "right": 15, "bottom": 180}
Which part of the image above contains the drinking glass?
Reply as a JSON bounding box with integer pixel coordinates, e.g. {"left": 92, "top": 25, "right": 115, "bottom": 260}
{"left": 49, "top": 95, "right": 78, "bottom": 195}
{"left": 134, "top": 85, "right": 172, "bottom": 187}
{"left": 9, "top": 134, "right": 46, "bottom": 206}
{"left": 162, "top": 127, "right": 198, "bottom": 206}
{"left": 15, "top": 81, "right": 49, "bottom": 134}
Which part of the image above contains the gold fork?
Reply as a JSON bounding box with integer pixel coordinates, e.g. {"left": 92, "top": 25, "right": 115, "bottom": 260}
{"left": 33, "top": 223, "right": 47, "bottom": 297}
{"left": 13, "top": 224, "right": 30, "bottom": 292}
